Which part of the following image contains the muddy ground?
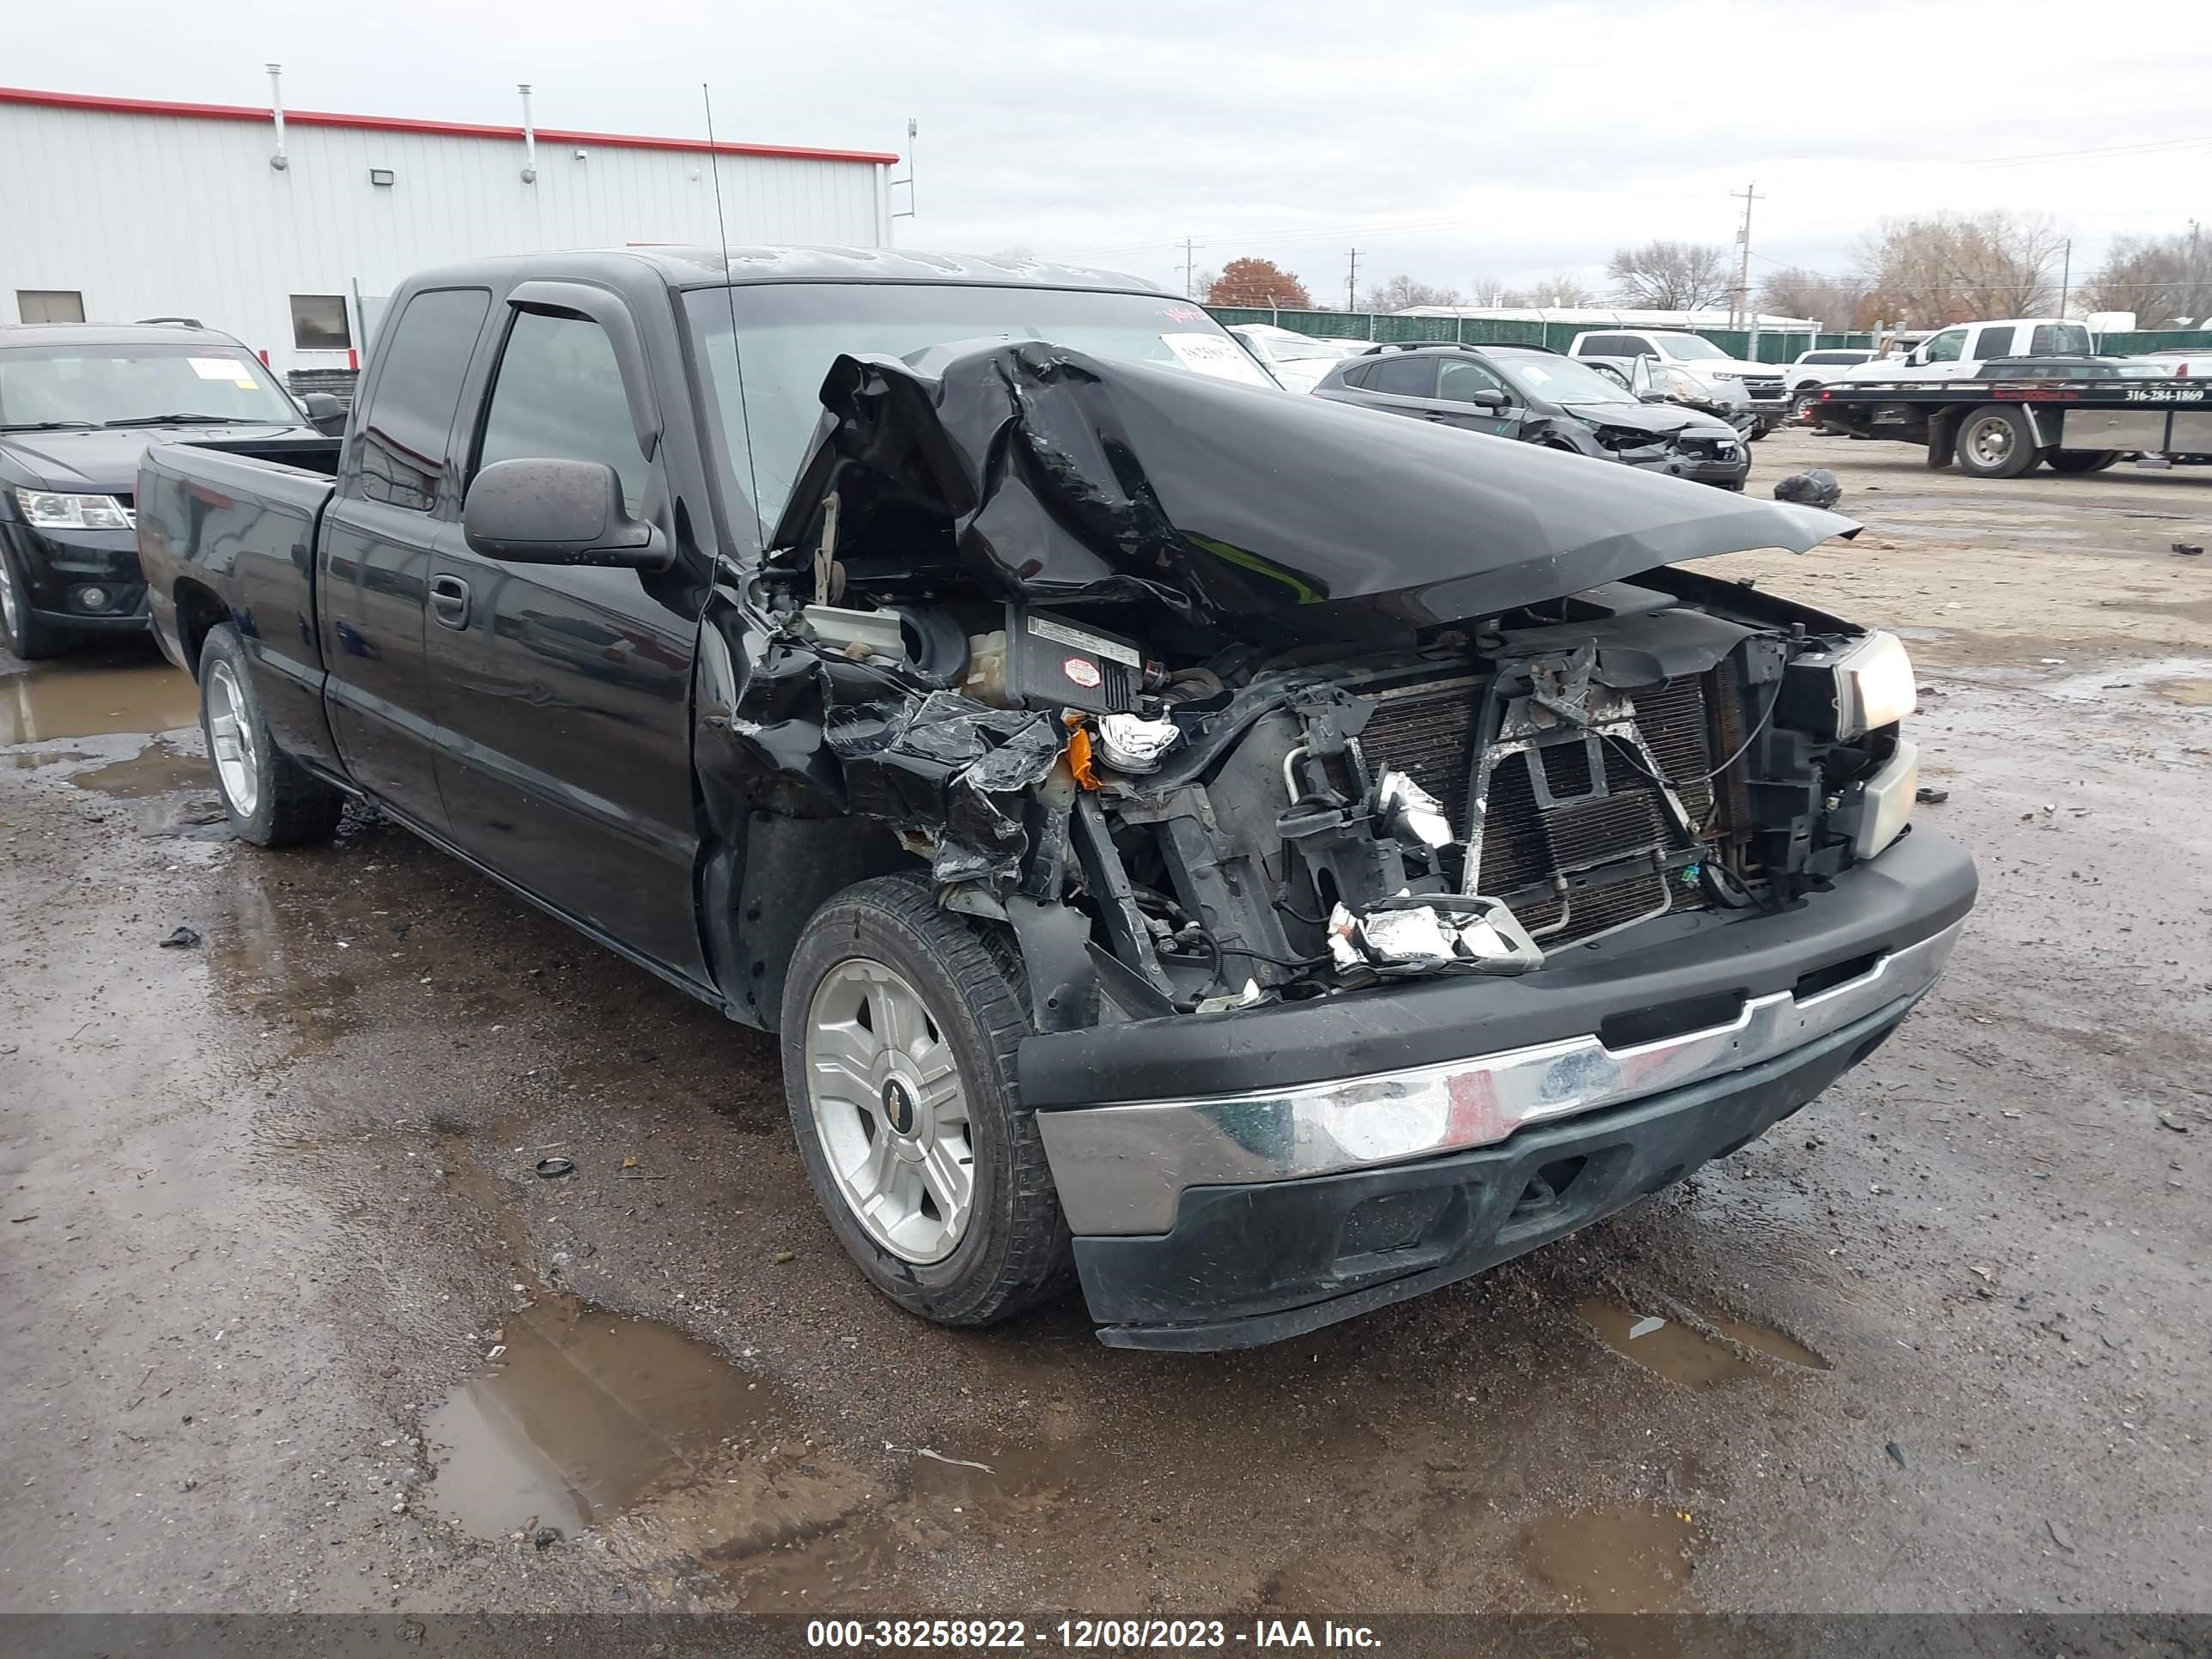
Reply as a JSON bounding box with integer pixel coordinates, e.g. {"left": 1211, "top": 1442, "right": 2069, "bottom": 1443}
{"left": 2, "top": 430, "right": 2208, "bottom": 1626}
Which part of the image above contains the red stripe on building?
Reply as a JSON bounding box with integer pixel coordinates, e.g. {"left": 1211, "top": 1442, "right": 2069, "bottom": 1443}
{"left": 0, "top": 84, "right": 897, "bottom": 165}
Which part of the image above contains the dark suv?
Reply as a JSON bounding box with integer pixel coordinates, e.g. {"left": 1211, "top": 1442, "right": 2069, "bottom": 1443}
{"left": 1311, "top": 343, "right": 1752, "bottom": 490}
{"left": 0, "top": 321, "right": 340, "bottom": 657}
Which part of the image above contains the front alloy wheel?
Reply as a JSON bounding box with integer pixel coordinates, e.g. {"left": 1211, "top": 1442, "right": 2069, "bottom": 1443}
{"left": 804, "top": 957, "right": 976, "bottom": 1264}
{"left": 781, "top": 872, "right": 1073, "bottom": 1327}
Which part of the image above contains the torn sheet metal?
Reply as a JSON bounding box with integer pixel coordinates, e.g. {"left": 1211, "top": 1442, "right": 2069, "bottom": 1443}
{"left": 827, "top": 690, "right": 1065, "bottom": 888}
{"left": 768, "top": 341, "right": 1860, "bottom": 647}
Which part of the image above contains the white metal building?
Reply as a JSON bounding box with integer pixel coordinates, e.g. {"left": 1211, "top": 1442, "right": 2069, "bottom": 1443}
{"left": 0, "top": 82, "right": 896, "bottom": 377}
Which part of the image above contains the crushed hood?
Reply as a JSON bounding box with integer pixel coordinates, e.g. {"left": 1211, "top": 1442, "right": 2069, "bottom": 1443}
{"left": 770, "top": 340, "right": 1856, "bottom": 643}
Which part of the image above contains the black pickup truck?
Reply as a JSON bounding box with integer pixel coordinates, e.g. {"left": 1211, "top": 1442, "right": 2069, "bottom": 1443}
{"left": 1808, "top": 358, "right": 2212, "bottom": 477}
{"left": 137, "top": 246, "right": 1976, "bottom": 1352}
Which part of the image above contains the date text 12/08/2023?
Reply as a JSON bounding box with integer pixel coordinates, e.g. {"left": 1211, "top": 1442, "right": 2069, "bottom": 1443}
{"left": 805, "top": 1620, "right": 1383, "bottom": 1650}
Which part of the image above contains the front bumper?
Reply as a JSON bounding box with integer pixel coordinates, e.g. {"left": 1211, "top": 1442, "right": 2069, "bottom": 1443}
{"left": 1025, "top": 829, "right": 1976, "bottom": 1348}
{"left": 1076, "top": 988, "right": 1923, "bottom": 1350}
{"left": 2, "top": 520, "right": 150, "bottom": 633}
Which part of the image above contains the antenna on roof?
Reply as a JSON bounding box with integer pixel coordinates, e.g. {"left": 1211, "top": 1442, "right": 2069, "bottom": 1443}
{"left": 701, "top": 83, "right": 763, "bottom": 542}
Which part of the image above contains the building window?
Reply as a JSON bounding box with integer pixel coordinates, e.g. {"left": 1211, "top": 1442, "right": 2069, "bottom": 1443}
{"left": 17, "top": 289, "right": 86, "bottom": 325}
{"left": 290, "top": 295, "right": 353, "bottom": 351}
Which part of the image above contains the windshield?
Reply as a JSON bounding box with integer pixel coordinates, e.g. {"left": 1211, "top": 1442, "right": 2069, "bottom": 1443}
{"left": 1655, "top": 334, "right": 1729, "bottom": 362}
{"left": 687, "top": 283, "right": 1273, "bottom": 538}
{"left": 0, "top": 343, "right": 301, "bottom": 428}
{"left": 1494, "top": 353, "right": 1638, "bottom": 406}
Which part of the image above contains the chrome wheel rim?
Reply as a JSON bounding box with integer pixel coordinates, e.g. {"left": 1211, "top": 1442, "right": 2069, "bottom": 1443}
{"left": 1966, "top": 416, "right": 2014, "bottom": 469}
{"left": 804, "top": 957, "right": 975, "bottom": 1264}
{"left": 0, "top": 557, "right": 20, "bottom": 638}
{"left": 206, "top": 659, "right": 261, "bottom": 817}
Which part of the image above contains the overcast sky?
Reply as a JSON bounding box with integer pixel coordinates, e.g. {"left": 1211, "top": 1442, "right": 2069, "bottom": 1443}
{"left": 12, "top": 0, "right": 2210, "bottom": 304}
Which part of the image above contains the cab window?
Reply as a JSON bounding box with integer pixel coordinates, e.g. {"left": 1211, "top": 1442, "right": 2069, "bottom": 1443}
{"left": 1437, "top": 360, "right": 1510, "bottom": 404}
{"left": 1970, "top": 325, "right": 2015, "bottom": 360}
{"left": 475, "top": 310, "right": 647, "bottom": 513}
{"left": 1922, "top": 329, "right": 1967, "bottom": 365}
{"left": 353, "top": 287, "right": 492, "bottom": 513}
{"left": 1370, "top": 356, "right": 1437, "bottom": 398}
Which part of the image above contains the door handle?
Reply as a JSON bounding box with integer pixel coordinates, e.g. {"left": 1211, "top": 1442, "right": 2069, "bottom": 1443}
{"left": 428, "top": 573, "right": 471, "bottom": 629}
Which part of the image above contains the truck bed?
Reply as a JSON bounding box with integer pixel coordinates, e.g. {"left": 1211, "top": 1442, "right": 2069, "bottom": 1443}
{"left": 136, "top": 436, "right": 343, "bottom": 762}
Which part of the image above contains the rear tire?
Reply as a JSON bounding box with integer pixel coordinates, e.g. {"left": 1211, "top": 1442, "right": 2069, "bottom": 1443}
{"left": 781, "top": 872, "right": 1073, "bottom": 1328}
{"left": 1954, "top": 406, "right": 2041, "bottom": 479}
{"left": 0, "top": 545, "right": 70, "bottom": 659}
{"left": 197, "top": 623, "right": 345, "bottom": 847}
{"left": 2046, "top": 450, "right": 2119, "bottom": 474}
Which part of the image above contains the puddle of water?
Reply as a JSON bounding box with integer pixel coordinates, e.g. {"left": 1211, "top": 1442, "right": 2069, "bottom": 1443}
{"left": 2042, "top": 656, "right": 2212, "bottom": 703}
{"left": 1577, "top": 1297, "right": 1826, "bottom": 1387}
{"left": 422, "top": 1294, "right": 773, "bottom": 1540}
{"left": 1580, "top": 1299, "right": 1751, "bottom": 1389}
{"left": 9, "top": 747, "right": 93, "bottom": 769}
{"left": 1, "top": 659, "right": 199, "bottom": 744}
{"left": 1703, "top": 1313, "right": 1831, "bottom": 1371}
{"left": 71, "top": 741, "right": 208, "bottom": 799}
{"left": 1516, "top": 1505, "right": 1707, "bottom": 1612}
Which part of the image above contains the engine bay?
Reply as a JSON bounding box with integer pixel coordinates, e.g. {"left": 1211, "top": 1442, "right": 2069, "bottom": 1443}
{"left": 702, "top": 337, "right": 1908, "bottom": 1034}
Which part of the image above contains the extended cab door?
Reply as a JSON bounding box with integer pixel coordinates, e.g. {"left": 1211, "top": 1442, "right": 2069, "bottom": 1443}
{"left": 425, "top": 286, "right": 708, "bottom": 981}
{"left": 317, "top": 285, "right": 493, "bottom": 826}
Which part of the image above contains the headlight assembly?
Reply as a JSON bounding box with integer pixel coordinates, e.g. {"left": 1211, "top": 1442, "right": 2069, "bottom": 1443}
{"left": 1832, "top": 629, "right": 1917, "bottom": 738}
{"left": 15, "top": 489, "right": 135, "bottom": 532}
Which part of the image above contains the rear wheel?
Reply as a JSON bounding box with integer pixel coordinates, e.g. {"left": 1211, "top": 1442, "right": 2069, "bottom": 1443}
{"left": 2046, "top": 450, "right": 2120, "bottom": 474}
{"left": 781, "top": 872, "right": 1073, "bottom": 1327}
{"left": 1954, "top": 405, "right": 2042, "bottom": 479}
{"left": 198, "top": 623, "right": 346, "bottom": 847}
{"left": 0, "top": 545, "right": 70, "bottom": 659}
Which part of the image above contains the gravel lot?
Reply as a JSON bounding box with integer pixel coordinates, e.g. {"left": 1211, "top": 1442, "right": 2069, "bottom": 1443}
{"left": 3, "top": 428, "right": 2207, "bottom": 1624}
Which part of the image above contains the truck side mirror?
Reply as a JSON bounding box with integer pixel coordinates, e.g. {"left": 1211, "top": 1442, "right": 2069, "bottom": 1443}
{"left": 462, "top": 458, "right": 669, "bottom": 569}
{"left": 300, "top": 392, "right": 349, "bottom": 435}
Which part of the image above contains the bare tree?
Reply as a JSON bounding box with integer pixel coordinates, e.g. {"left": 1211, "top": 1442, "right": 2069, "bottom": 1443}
{"left": 1606, "top": 241, "right": 1732, "bottom": 309}
{"left": 2081, "top": 232, "right": 2212, "bottom": 326}
{"left": 1855, "top": 211, "right": 2068, "bottom": 325}
{"left": 1496, "top": 272, "right": 1597, "bottom": 308}
{"left": 1206, "top": 258, "right": 1314, "bottom": 309}
{"left": 1362, "top": 274, "right": 1463, "bottom": 311}
{"left": 1758, "top": 266, "right": 1871, "bottom": 331}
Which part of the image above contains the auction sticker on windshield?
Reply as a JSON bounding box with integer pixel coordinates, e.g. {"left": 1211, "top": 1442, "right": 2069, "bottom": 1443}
{"left": 1160, "top": 332, "right": 1273, "bottom": 388}
{"left": 188, "top": 357, "right": 258, "bottom": 387}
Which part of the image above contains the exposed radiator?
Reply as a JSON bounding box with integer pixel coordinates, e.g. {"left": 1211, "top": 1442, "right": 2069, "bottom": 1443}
{"left": 1357, "top": 670, "right": 1725, "bottom": 946}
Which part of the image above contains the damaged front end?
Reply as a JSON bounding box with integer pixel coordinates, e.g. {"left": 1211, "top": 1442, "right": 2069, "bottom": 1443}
{"left": 718, "top": 340, "right": 1906, "bottom": 1036}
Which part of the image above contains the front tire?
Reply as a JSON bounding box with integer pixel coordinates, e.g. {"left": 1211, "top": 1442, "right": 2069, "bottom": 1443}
{"left": 1954, "top": 406, "right": 2041, "bottom": 479}
{"left": 0, "top": 545, "right": 70, "bottom": 659}
{"left": 781, "top": 873, "right": 1073, "bottom": 1328}
{"left": 2046, "top": 450, "right": 2119, "bottom": 474}
{"left": 197, "top": 623, "right": 345, "bottom": 847}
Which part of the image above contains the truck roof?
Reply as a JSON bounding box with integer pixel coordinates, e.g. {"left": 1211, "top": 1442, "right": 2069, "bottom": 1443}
{"left": 402, "top": 245, "right": 1160, "bottom": 295}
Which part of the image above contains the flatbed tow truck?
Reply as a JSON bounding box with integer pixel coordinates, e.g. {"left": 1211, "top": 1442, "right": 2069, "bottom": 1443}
{"left": 1808, "top": 357, "right": 2212, "bottom": 479}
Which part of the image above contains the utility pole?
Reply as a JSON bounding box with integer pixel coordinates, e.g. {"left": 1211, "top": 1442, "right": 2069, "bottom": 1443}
{"left": 2058, "top": 237, "right": 2071, "bottom": 318}
{"left": 1180, "top": 239, "right": 1199, "bottom": 300}
{"left": 1346, "top": 248, "right": 1363, "bottom": 314}
{"left": 1730, "top": 181, "right": 1764, "bottom": 348}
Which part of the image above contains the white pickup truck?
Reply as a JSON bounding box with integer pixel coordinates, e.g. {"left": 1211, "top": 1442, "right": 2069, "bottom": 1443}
{"left": 1565, "top": 329, "right": 1790, "bottom": 435}
{"left": 1830, "top": 319, "right": 2094, "bottom": 384}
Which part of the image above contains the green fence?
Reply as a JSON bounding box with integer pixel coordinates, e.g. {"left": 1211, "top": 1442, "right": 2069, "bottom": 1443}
{"left": 1206, "top": 308, "right": 2212, "bottom": 363}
